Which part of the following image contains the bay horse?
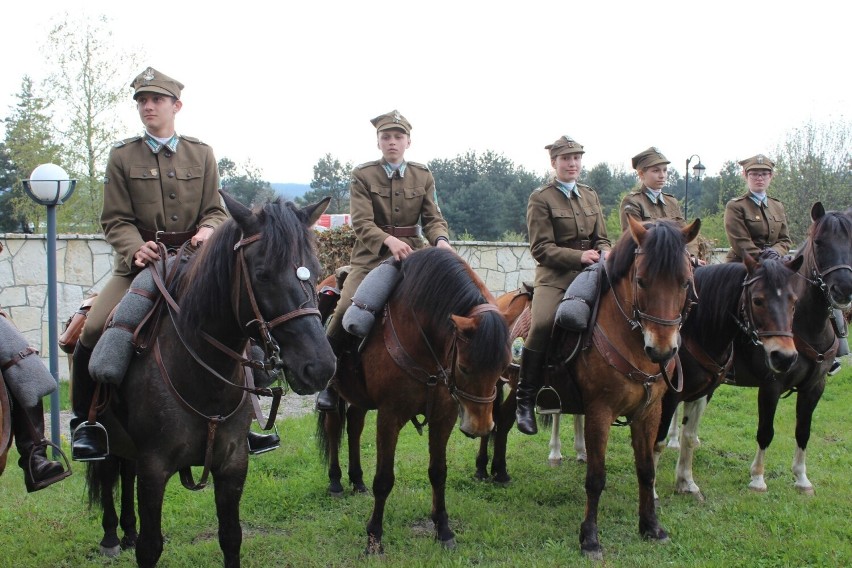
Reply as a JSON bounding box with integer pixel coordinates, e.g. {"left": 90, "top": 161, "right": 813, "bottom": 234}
{"left": 676, "top": 202, "right": 852, "bottom": 495}
{"left": 317, "top": 247, "right": 511, "bottom": 554}
{"left": 87, "top": 192, "right": 337, "bottom": 567}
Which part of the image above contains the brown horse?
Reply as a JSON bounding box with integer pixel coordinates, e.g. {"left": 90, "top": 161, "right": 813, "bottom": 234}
{"left": 317, "top": 247, "right": 511, "bottom": 554}
{"left": 86, "top": 193, "right": 336, "bottom": 567}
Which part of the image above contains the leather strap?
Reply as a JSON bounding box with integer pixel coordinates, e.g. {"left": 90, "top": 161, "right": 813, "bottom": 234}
{"left": 380, "top": 225, "right": 421, "bottom": 238}
{"left": 138, "top": 228, "right": 195, "bottom": 248}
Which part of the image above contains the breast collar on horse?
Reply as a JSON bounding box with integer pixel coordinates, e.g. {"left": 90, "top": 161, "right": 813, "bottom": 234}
{"left": 147, "top": 235, "right": 321, "bottom": 489}
{"left": 590, "top": 246, "right": 690, "bottom": 423}
{"left": 382, "top": 302, "right": 499, "bottom": 434}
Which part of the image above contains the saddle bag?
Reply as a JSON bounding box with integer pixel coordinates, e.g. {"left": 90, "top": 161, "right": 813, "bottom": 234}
{"left": 0, "top": 315, "right": 56, "bottom": 408}
{"left": 555, "top": 262, "right": 601, "bottom": 331}
{"left": 58, "top": 294, "right": 98, "bottom": 354}
{"left": 89, "top": 269, "right": 158, "bottom": 385}
{"left": 343, "top": 260, "right": 401, "bottom": 338}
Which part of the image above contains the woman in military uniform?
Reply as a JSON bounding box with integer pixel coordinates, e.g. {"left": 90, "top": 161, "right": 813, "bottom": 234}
{"left": 516, "top": 136, "right": 611, "bottom": 435}
{"left": 315, "top": 110, "right": 453, "bottom": 411}
{"left": 621, "top": 147, "right": 703, "bottom": 264}
{"left": 723, "top": 154, "right": 791, "bottom": 262}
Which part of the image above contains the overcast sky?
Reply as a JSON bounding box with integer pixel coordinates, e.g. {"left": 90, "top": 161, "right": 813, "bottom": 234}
{"left": 4, "top": 0, "right": 849, "bottom": 184}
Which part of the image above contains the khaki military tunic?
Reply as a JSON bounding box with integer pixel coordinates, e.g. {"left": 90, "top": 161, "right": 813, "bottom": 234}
{"left": 526, "top": 181, "right": 610, "bottom": 350}
{"left": 327, "top": 159, "right": 450, "bottom": 339}
{"left": 620, "top": 189, "right": 699, "bottom": 257}
{"left": 81, "top": 134, "right": 228, "bottom": 348}
{"left": 724, "top": 194, "right": 791, "bottom": 262}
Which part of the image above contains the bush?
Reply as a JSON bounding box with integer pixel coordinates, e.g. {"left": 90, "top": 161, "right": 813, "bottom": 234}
{"left": 314, "top": 225, "right": 356, "bottom": 280}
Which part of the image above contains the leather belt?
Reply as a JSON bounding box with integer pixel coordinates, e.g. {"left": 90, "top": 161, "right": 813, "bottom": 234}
{"left": 561, "top": 239, "right": 592, "bottom": 251}
{"left": 381, "top": 225, "right": 421, "bottom": 238}
{"left": 139, "top": 228, "right": 195, "bottom": 248}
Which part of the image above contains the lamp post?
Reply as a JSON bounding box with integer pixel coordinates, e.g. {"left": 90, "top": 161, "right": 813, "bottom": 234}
{"left": 22, "top": 164, "right": 76, "bottom": 458}
{"left": 684, "top": 155, "right": 706, "bottom": 220}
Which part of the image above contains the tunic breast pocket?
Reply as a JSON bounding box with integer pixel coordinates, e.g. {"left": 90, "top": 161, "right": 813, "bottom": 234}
{"left": 175, "top": 166, "right": 204, "bottom": 207}
{"left": 552, "top": 208, "right": 575, "bottom": 231}
{"left": 129, "top": 167, "right": 161, "bottom": 205}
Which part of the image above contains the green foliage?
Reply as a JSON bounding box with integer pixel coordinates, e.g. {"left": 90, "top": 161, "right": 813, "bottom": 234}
{"left": 219, "top": 157, "right": 276, "bottom": 207}
{"left": 499, "top": 229, "right": 526, "bottom": 243}
{"left": 314, "top": 224, "right": 356, "bottom": 280}
{"left": 0, "top": 142, "right": 27, "bottom": 232}
{"left": 298, "top": 154, "right": 353, "bottom": 214}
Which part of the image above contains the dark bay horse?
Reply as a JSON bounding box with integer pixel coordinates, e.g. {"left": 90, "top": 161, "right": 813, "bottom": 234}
{"left": 677, "top": 203, "right": 852, "bottom": 495}
{"left": 317, "top": 247, "right": 511, "bottom": 554}
{"left": 88, "top": 193, "right": 336, "bottom": 567}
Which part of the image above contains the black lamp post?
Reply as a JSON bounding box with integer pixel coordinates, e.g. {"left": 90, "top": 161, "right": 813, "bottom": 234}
{"left": 684, "top": 155, "right": 706, "bottom": 220}
{"left": 22, "top": 164, "right": 76, "bottom": 457}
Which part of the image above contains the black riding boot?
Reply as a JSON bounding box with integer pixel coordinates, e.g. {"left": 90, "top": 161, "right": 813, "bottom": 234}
{"left": 516, "top": 348, "right": 546, "bottom": 435}
{"left": 316, "top": 333, "right": 354, "bottom": 412}
{"left": 70, "top": 342, "right": 108, "bottom": 461}
{"left": 13, "top": 399, "right": 66, "bottom": 492}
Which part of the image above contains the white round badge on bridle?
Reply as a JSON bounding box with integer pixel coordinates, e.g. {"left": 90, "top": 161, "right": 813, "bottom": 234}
{"left": 296, "top": 266, "right": 311, "bottom": 281}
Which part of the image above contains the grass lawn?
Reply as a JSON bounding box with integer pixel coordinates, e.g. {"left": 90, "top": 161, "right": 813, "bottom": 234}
{"left": 1, "top": 366, "right": 850, "bottom": 567}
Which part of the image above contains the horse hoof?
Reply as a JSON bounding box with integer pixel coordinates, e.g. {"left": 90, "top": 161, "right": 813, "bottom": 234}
{"left": 795, "top": 485, "right": 815, "bottom": 496}
{"left": 582, "top": 547, "right": 603, "bottom": 561}
{"left": 364, "top": 536, "right": 384, "bottom": 556}
{"left": 100, "top": 545, "right": 121, "bottom": 558}
{"left": 353, "top": 482, "right": 369, "bottom": 494}
{"left": 576, "top": 454, "right": 587, "bottom": 463}
{"left": 440, "top": 537, "right": 457, "bottom": 550}
{"left": 328, "top": 488, "right": 344, "bottom": 498}
{"left": 748, "top": 484, "right": 768, "bottom": 493}
{"left": 547, "top": 458, "right": 563, "bottom": 467}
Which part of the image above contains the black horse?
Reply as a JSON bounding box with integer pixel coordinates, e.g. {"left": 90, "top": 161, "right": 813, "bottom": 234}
{"left": 676, "top": 203, "right": 851, "bottom": 494}
{"left": 87, "top": 192, "right": 336, "bottom": 567}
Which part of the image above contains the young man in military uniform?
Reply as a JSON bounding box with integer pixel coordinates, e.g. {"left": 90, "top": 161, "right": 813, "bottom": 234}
{"left": 516, "top": 136, "right": 611, "bottom": 434}
{"left": 621, "top": 147, "right": 703, "bottom": 265}
{"left": 70, "top": 67, "right": 278, "bottom": 459}
{"left": 315, "top": 110, "right": 452, "bottom": 411}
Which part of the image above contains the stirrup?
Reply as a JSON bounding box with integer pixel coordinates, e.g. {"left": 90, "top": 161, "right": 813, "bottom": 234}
{"left": 25, "top": 440, "right": 73, "bottom": 492}
{"left": 247, "top": 425, "right": 280, "bottom": 455}
{"left": 71, "top": 421, "right": 109, "bottom": 462}
{"left": 535, "top": 386, "right": 561, "bottom": 415}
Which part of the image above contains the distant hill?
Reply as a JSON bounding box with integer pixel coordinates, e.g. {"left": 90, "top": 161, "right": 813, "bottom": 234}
{"left": 271, "top": 183, "right": 310, "bottom": 201}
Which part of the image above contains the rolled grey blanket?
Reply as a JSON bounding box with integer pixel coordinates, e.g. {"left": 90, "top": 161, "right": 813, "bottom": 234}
{"left": 555, "top": 263, "right": 601, "bottom": 331}
{"left": 90, "top": 268, "right": 157, "bottom": 385}
{"left": 0, "top": 316, "right": 56, "bottom": 408}
{"left": 343, "top": 261, "right": 401, "bottom": 338}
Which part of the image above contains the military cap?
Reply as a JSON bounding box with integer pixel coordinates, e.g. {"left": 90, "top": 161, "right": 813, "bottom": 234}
{"left": 631, "top": 147, "right": 670, "bottom": 170}
{"left": 371, "top": 110, "right": 412, "bottom": 134}
{"left": 545, "top": 136, "right": 584, "bottom": 159}
{"left": 131, "top": 67, "right": 184, "bottom": 100}
{"left": 739, "top": 154, "right": 775, "bottom": 172}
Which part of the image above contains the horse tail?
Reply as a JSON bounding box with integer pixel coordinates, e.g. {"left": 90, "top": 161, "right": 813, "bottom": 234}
{"left": 538, "top": 414, "right": 554, "bottom": 428}
{"left": 85, "top": 457, "right": 120, "bottom": 510}
{"left": 315, "top": 401, "right": 346, "bottom": 466}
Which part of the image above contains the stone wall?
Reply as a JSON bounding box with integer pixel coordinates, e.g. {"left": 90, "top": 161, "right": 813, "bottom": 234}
{"left": 0, "top": 233, "right": 732, "bottom": 379}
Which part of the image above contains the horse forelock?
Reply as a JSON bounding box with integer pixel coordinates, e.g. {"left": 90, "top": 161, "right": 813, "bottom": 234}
{"left": 687, "top": 262, "right": 747, "bottom": 344}
{"left": 607, "top": 220, "right": 688, "bottom": 285}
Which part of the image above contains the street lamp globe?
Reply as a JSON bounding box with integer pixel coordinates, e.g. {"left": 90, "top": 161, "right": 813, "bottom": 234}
{"left": 24, "top": 163, "right": 75, "bottom": 205}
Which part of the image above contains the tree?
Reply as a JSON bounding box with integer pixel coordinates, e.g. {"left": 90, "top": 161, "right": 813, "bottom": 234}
{"left": 218, "top": 157, "right": 276, "bottom": 207}
{"left": 0, "top": 143, "right": 27, "bottom": 232}
{"left": 2, "top": 76, "right": 64, "bottom": 233}
{"left": 42, "top": 13, "right": 141, "bottom": 232}
{"left": 299, "top": 154, "right": 352, "bottom": 213}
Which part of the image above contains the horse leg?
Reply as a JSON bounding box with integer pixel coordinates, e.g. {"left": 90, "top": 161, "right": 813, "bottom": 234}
{"left": 573, "top": 414, "right": 587, "bottom": 463}
{"left": 666, "top": 404, "right": 681, "bottom": 449}
{"left": 631, "top": 411, "right": 669, "bottom": 544}
{"left": 429, "top": 418, "right": 456, "bottom": 548}
{"left": 212, "top": 462, "right": 248, "bottom": 568}
{"left": 579, "top": 410, "right": 611, "bottom": 560}
{"left": 119, "top": 458, "right": 138, "bottom": 549}
{"left": 475, "top": 434, "right": 491, "bottom": 481}
{"left": 365, "top": 411, "right": 404, "bottom": 555}
{"left": 749, "top": 384, "right": 782, "bottom": 492}
{"left": 320, "top": 407, "right": 345, "bottom": 496}
{"left": 489, "top": 386, "right": 516, "bottom": 484}
{"left": 547, "top": 414, "right": 563, "bottom": 466}
{"left": 346, "top": 405, "right": 368, "bottom": 493}
{"left": 674, "top": 396, "right": 708, "bottom": 500}
{"left": 791, "top": 384, "right": 824, "bottom": 495}
{"left": 135, "top": 463, "right": 169, "bottom": 568}
{"left": 89, "top": 459, "right": 122, "bottom": 557}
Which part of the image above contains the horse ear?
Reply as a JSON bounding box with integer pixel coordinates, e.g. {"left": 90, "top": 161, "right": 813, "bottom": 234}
{"left": 682, "top": 218, "right": 701, "bottom": 244}
{"left": 743, "top": 253, "right": 758, "bottom": 275}
{"left": 627, "top": 215, "right": 648, "bottom": 245}
{"left": 450, "top": 314, "right": 476, "bottom": 337}
{"left": 302, "top": 197, "right": 332, "bottom": 228}
{"left": 786, "top": 254, "right": 805, "bottom": 273}
{"left": 811, "top": 202, "right": 826, "bottom": 221}
{"left": 219, "top": 190, "right": 253, "bottom": 227}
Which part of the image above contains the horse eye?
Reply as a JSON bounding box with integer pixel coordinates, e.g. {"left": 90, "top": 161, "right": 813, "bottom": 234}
{"left": 255, "top": 268, "right": 271, "bottom": 282}
{"left": 681, "top": 280, "right": 690, "bottom": 290}
{"left": 637, "top": 278, "right": 647, "bottom": 289}
{"left": 458, "top": 364, "right": 471, "bottom": 375}
{"left": 752, "top": 297, "right": 764, "bottom": 308}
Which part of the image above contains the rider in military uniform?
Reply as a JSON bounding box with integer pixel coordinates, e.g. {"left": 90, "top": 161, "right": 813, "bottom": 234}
{"left": 315, "top": 110, "right": 452, "bottom": 411}
{"left": 621, "top": 147, "right": 702, "bottom": 264}
{"left": 516, "top": 136, "right": 611, "bottom": 435}
{"left": 70, "top": 67, "right": 276, "bottom": 459}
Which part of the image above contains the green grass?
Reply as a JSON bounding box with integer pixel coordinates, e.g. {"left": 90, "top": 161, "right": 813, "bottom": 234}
{"left": 2, "top": 367, "right": 851, "bottom": 567}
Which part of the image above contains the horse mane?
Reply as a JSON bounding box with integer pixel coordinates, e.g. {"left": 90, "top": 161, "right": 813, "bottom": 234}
{"left": 606, "top": 219, "right": 689, "bottom": 287}
{"left": 397, "top": 248, "right": 509, "bottom": 372}
{"left": 175, "top": 197, "right": 320, "bottom": 332}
